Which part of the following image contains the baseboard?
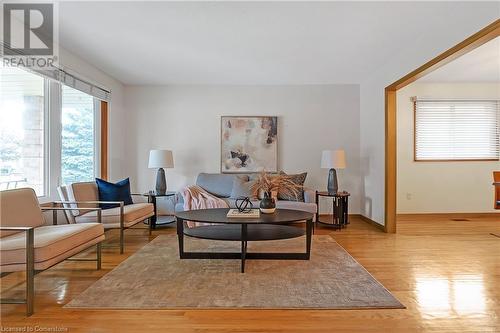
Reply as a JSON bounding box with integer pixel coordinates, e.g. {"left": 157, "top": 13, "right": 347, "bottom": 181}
{"left": 397, "top": 213, "right": 500, "bottom": 219}
{"left": 318, "top": 214, "right": 361, "bottom": 219}
{"left": 354, "top": 214, "right": 386, "bottom": 231}
{"left": 318, "top": 214, "right": 386, "bottom": 231}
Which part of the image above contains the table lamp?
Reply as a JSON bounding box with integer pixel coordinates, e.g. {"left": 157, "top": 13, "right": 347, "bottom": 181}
{"left": 321, "top": 150, "right": 346, "bottom": 195}
{"left": 148, "top": 150, "right": 174, "bottom": 195}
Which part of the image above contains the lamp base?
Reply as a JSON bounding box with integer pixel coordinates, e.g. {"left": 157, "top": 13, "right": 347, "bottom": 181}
{"left": 155, "top": 168, "right": 167, "bottom": 195}
{"left": 327, "top": 168, "right": 338, "bottom": 195}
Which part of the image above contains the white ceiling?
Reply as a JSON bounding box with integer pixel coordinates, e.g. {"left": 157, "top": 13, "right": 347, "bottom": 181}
{"left": 419, "top": 37, "right": 500, "bottom": 82}
{"left": 58, "top": 2, "right": 499, "bottom": 85}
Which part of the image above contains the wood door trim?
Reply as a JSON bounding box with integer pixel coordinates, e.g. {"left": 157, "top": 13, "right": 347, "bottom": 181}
{"left": 494, "top": 172, "right": 500, "bottom": 210}
{"left": 386, "top": 20, "right": 500, "bottom": 91}
{"left": 397, "top": 213, "right": 500, "bottom": 220}
{"left": 385, "top": 89, "right": 397, "bottom": 233}
{"left": 384, "top": 19, "right": 500, "bottom": 233}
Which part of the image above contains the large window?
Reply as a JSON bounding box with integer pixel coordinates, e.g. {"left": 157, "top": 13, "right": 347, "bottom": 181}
{"left": 61, "top": 85, "right": 96, "bottom": 185}
{"left": 0, "top": 67, "right": 47, "bottom": 196}
{"left": 0, "top": 66, "right": 105, "bottom": 199}
{"left": 415, "top": 99, "right": 500, "bottom": 161}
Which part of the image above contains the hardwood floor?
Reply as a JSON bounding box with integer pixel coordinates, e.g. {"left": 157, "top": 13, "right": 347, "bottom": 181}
{"left": 1, "top": 215, "right": 499, "bottom": 332}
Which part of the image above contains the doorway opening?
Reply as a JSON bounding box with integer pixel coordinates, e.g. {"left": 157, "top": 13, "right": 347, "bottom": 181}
{"left": 385, "top": 20, "right": 500, "bottom": 233}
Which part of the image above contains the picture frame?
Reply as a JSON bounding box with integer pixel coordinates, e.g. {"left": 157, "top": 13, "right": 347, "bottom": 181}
{"left": 220, "top": 116, "right": 278, "bottom": 173}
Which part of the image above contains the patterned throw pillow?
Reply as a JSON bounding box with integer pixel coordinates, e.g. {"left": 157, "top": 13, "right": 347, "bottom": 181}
{"left": 278, "top": 171, "right": 307, "bottom": 202}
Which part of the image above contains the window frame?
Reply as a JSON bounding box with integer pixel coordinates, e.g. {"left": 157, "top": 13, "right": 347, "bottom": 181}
{"left": 59, "top": 85, "right": 101, "bottom": 187}
{"left": 93, "top": 98, "right": 102, "bottom": 180}
{"left": 413, "top": 98, "right": 500, "bottom": 162}
{"left": 0, "top": 67, "right": 50, "bottom": 199}
{"left": 45, "top": 80, "right": 61, "bottom": 202}
{"left": 99, "top": 100, "right": 108, "bottom": 181}
{"left": 0, "top": 67, "right": 108, "bottom": 203}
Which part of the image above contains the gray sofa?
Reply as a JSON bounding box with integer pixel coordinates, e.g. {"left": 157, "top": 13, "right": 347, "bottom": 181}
{"left": 175, "top": 173, "right": 317, "bottom": 214}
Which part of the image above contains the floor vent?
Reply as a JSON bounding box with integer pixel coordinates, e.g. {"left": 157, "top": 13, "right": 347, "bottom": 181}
{"left": 450, "top": 218, "right": 471, "bottom": 222}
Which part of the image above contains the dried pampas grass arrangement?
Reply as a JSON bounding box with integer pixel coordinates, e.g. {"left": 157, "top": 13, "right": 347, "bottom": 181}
{"left": 250, "top": 171, "right": 301, "bottom": 199}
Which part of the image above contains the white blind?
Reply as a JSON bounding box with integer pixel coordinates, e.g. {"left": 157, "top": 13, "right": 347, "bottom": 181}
{"left": 60, "top": 71, "right": 110, "bottom": 101}
{"left": 414, "top": 98, "right": 500, "bottom": 161}
{"left": 26, "top": 67, "right": 110, "bottom": 101}
{"left": 1, "top": 54, "right": 111, "bottom": 101}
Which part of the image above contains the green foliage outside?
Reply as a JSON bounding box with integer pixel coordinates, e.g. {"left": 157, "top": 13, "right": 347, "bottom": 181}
{"left": 61, "top": 89, "right": 95, "bottom": 185}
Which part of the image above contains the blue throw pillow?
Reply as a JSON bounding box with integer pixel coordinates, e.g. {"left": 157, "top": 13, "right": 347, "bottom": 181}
{"left": 95, "top": 178, "right": 133, "bottom": 209}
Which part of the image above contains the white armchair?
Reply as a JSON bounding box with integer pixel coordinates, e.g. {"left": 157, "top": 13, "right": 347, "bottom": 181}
{"left": 0, "top": 188, "right": 105, "bottom": 316}
{"left": 57, "top": 181, "right": 154, "bottom": 254}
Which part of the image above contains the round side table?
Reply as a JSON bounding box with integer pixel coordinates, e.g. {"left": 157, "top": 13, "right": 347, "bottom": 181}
{"left": 315, "top": 191, "right": 350, "bottom": 230}
{"left": 143, "top": 191, "right": 177, "bottom": 233}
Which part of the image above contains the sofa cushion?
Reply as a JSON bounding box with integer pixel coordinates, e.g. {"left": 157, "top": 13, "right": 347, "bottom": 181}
{"left": 303, "top": 188, "right": 316, "bottom": 204}
{"left": 0, "top": 188, "right": 44, "bottom": 238}
{"left": 96, "top": 178, "right": 133, "bottom": 209}
{"left": 196, "top": 173, "right": 248, "bottom": 198}
{"left": 75, "top": 203, "right": 154, "bottom": 228}
{"left": 0, "top": 223, "right": 104, "bottom": 266}
{"left": 224, "top": 198, "right": 261, "bottom": 210}
{"left": 275, "top": 200, "right": 317, "bottom": 214}
{"left": 230, "top": 176, "right": 257, "bottom": 199}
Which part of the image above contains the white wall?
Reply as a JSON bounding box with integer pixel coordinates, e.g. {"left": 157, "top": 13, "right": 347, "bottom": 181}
{"left": 55, "top": 1, "right": 499, "bottom": 222}
{"left": 124, "top": 85, "right": 362, "bottom": 213}
{"left": 58, "top": 48, "right": 128, "bottom": 181}
{"left": 359, "top": 5, "right": 499, "bottom": 225}
{"left": 397, "top": 83, "right": 500, "bottom": 214}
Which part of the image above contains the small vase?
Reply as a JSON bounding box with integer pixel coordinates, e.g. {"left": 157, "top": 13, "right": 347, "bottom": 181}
{"left": 260, "top": 191, "right": 276, "bottom": 214}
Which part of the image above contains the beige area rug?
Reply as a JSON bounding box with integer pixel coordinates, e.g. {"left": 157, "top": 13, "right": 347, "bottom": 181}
{"left": 65, "top": 235, "right": 404, "bottom": 309}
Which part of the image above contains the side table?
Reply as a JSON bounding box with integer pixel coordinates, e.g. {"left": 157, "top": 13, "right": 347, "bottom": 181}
{"left": 315, "top": 191, "right": 350, "bottom": 230}
{"left": 143, "top": 191, "right": 177, "bottom": 233}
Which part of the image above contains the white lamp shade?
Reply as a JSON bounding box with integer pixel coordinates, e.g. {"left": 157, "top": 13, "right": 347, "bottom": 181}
{"left": 148, "top": 150, "right": 174, "bottom": 168}
{"left": 321, "top": 150, "right": 346, "bottom": 169}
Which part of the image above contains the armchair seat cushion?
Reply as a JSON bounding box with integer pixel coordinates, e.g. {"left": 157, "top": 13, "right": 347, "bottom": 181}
{"left": 0, "top": 223, "right": 104, "bottom": 271}
{"left": 75, "top": 203, "right": 154, "bottom": 228}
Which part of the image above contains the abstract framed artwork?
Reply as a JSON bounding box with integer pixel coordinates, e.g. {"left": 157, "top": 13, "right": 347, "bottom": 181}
{"left": 221, "top": 116, "right": 278, "bottom": 173}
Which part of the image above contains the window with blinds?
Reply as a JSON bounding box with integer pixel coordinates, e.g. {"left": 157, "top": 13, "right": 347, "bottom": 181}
{"left": 0, "top": 65, "right": 106, "bottom": 197}
{"left": 414, "top": 98, "right": 500, "bottom": 161}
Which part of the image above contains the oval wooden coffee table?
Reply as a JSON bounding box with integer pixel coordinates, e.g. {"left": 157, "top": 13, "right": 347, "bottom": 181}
{"left": 175, "top": 208, "right": 314, "bottom": 273}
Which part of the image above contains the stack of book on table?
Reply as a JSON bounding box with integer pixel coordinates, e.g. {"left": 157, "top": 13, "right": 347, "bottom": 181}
{"left": 226, "top": 209, "right": 260, "bottom": 218}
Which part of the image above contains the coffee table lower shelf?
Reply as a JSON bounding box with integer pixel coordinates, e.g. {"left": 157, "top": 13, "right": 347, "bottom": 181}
{"left": 184, "top": 224, "right": 305, "bottom": 241}
{"left": 177, "top": 222, "right": 312, "bottom": 273}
